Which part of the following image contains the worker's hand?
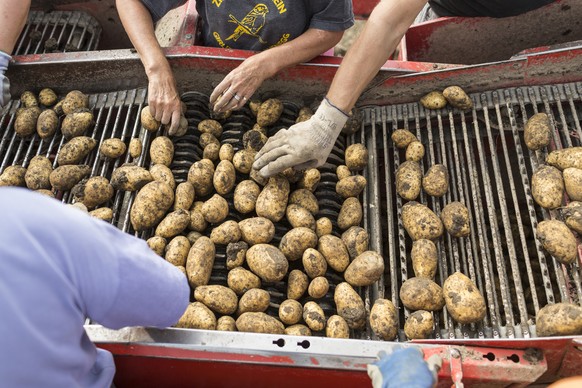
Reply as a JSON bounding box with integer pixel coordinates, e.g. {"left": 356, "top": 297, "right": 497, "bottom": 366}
{"left": 146, "top": 69, "right": 182, "bottom": 135}
{"left": 367, "top": 347, "right": 441, "bottom": 388}
{"left": 0, "top": 50, "right": 11, "bottom": 109}
{"left": 253, "top": 98, "right": 348, "bottom": 177}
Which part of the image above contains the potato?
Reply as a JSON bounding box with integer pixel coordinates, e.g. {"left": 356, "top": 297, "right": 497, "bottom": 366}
{"left": 130, "top": 181, "right": 174, "bottom": 231}
{"left": 326, "top": 315, "right": 350, "bottom": 338}
{"left": 341, "top": 226, "right": 369, "bottom": 260}
{"left": 257, "top": 98, "right": 284, "bottom": 126}
{"left": 334, "top": 282, "right": 366, "bottom": 329}
{"left": 216, "top": 316, "right": 237, "bottom": 332}
{"left": 402, "top": 201, "right": 444, "bottom": 241}
{"left": 186, "top": 236, "right": 215, "bottom": 287}
{"left": 404, "top": 310, "right": 434, "bottom": 339}
{"left": 286, "top": 204, "right": 316, "bottom": 230}
{"left": 369, "top": 299, "right": 398, "bottom": 341}
{"left": 89, "top": 207, "right": 113, "bottom": 222}
{"left": 62, "top": 90, "right": 89, "bottom": 115}
{"left": 155, "top": 209, "right": 190, "bottom": 238}
{"left": 242, "top": 129, "right": 268, "bottom": 151}
{"left": 174, "top": 181, "right": 195, "bottom": 211}
{"left": 233, "top": 149, "right": 256, "bottom": 174}
{"left": 140, "top": 106, "right": 161, "bottom": 132}
{"left": 563, "top": 168, "right": 582, "bottom": 201}
{"left": 38, "top": 88, "right": 57, "bottom": 107}
{"left": 279, "top": 299, "right": 303, "bottom": 325}
{"left": 238, "top": 288, "right": 270, "bottom": 314}
{"left": 249, "top": 100, "right": 261, "bottom": 116}
{"left": 210, "top": 220, "right": 241, "bottom": 245}
{"left": 201, "top": 194, "right": 229, "bottom": 224}
{"left": 441, "top": 201, "right": 471, "bottom": 238}
{"left": 165, "top": 235, "right": 190, "bottom": 267}
{"left": 61, "top": 109, "right": 94, "bottom": 139}
{"left": 406, "top": 141, "right": 425, "bottom": 162}
{"left": 203, "top": 143, "right": 220, "bottom": 161}
{"left": 287, "top": 269, "right": 309, "bottom": 300}
{"left": 315, "top": 217, "right": 333, "bottom": 237}
{"left": 25, "top": 155, "right": 53, "bottom": 190}
{"left": 210, "top": 108, "right": 232, "bottom": 121}
{"left": 110, "top": 165, "right": 153, "bottom": 191}
{"left": 296, "top": 106, "right": 314, "bottom": 123}
{"left": 411, "top": 239, "right": 438, "bottom": 279}
{"left": 531, "top": 165, "right": 564, "bottom": 209}
{"left": 186, "top": 231, "right": 203, "bottom": 245}
{"left": 285, "top": 324, "right": 312, "bottom": 336}
{"left": 129, "top": 138, "right": 143, "bottom": 159}
{"left": 308, "top": 277, "right": 329, "bottom": 299}
{"left": 524, "top": 113, "right": 551, "bottom": 151}
{"left": 20, "top": 91, "right": 38, "bottom": 107}
{"left": 318, "top": 235, "right": 350, "bottom": 272}
{"left": 281, "top": 167, "right": 302, "bottom": 184}
{"left": 175, "top": 302, "right": 216, "bottom": 330}
{"left": 147, "top": 236, "right": 167, "bottom": 256}
{"left": 36, "top": 109, "right": 59, "bottom": 139}
{"left": 536, "top": 220, "right": 578, "bottom": 264}
{"left": 345, "top": 143, "right": 368, "bottom": 171}
{"left": 194, "top": 285, "right": 238, "bottom": 315}
{"left": 198, "top": 119, "right": 223, "bottom": 138}
{"left": 279, "top": 227, "right": 318, "bottom": 261}
{"left": 149, "top": 165, "right": 174, "bottom": 189}
{"left": 251, "top": 123, "right": 267, "bottom": 136}
{"left": 536, "top": 303, "right": 582, "bottom": 337}
{"left": 236, "top": 312, "right": 284, "bottom": 334}
{"left": 396, "top": 161, "right": 422, "bottom": 201}
{"left": 301, "top": 248, "right": 326, "bottom": 279}
{"left": 336, "top": 165, "right": 351, "bottom": 180}
{"left": 189, "top": 205, "right": 208, "bottom": 232}
{"left": 149, "top": 136, "right": 174, "bottom": 166}
{"left": 188, "top": 159, "right": 215, "bottom": 197}
{"left": 303, "top": 301, "right": 326, "bottom": 331}
{"left": 443, "top": 85, "right": 473, "bottom": 110}
{"left": 15, "top": 107, "right": 41, "bottom": 137}
{"left": 288, "top": 189, "right": 319, "bottom": 215}
{"left": 57, "top": 136, "right": 96, "bottom": 165}
{"left": 400, "top": 277, "right": 445, "bottom": 311}
{"left": 219, "top": 143, "right": 235, "bottom": 161}
{"left": 239, "top": 217, "right": 275, "bottom": 245}
{"left": 336, "top": 175, "right": 366, "bottom": 199}
{"left": 344, "top": 251, "right": 384, "bottom": 287}
{"left": 420, "top": 91, "right": 447, "bottom": 110}
{"left": 256, "top": 175, "right": 290, "bottom": 222}
{"left": 49, "top": 165, "right": 91, "bottom": 191}
{"left": 563, "top": 201, "right": 582, "bottom": 234}
{"left": 546, "top": 147, "right": 582, "bottom": 170}
{"left": 228, "top": 267, "right": 261, "bottom": 295}
{"left": 422, "top": 164, "right": 449, "bottom": 197}
{"left": 338, "top": 197, "right": 363, "bottom": 230}
{"left": 298, "top": 169, "right": 320, "bottom": 192}
{"left": 391, "top": 129, "right": 417, "bottom": 149}
{"left": 72, "top": 176, "right": 114, "bottom": 208}
{"left": 213, "top": 160, "right": 236, "bottom": 195}
{"left": 226, "top": 241, "right": 248, "bottom": 269}
{"left": 100, "top": 138, "right": 127, "bottom": 159}
{"left": 246, "top": 244, "right": 289, "bottom": 282}
{"left": 200, "top": 132, "right": 220, "bottom": 149}
{"left": 342, "top": 108, "right": 363, "bottom": 135}
{"left": 443, "top": 272, "right": 486, "bottom": 324}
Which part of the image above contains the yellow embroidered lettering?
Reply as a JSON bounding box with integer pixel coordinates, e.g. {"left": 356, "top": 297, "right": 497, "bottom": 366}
{"left": 213, "top": 31, "right": 227, "bottom": 48}
{"left": 272, "top": 0, "right": 286, "bottom": 14}
{"left": 212, "top": 0, "right": 223, "bottom": 7}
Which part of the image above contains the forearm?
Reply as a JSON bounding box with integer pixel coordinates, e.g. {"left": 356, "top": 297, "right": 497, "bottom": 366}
{"left": 327, "top": 0, "right": 428, "bottom": 112}
{"left": 0, "top": 0, "right": 30, "bottom": 54}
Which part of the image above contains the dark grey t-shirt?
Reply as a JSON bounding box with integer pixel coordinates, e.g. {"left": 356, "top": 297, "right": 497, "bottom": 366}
{"left": 429, "top": 0, "right": 555, "bottom": 17}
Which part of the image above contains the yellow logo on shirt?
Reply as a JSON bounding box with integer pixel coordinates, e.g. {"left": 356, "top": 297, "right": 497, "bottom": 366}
{"left": 226, "top": 4, "right": 269, "bottom": 43}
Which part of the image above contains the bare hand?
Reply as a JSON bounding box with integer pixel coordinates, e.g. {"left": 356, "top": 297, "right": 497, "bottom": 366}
{"left": 147, "top": 70, "right": 182, "bottom": 134}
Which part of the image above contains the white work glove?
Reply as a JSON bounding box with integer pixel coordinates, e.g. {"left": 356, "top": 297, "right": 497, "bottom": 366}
{"left": 367, "top": 347, "right": 441, "bottom": 388}
{"left": 253, "top": 97, "right": 348, "bottom": 178}
{"left": 0, "top": 50, "right": 11, "bottom": 109}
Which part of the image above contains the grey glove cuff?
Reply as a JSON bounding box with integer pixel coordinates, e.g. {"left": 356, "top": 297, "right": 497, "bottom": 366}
{"left": 309, "top": 97, "right": 349, "bottom": 149}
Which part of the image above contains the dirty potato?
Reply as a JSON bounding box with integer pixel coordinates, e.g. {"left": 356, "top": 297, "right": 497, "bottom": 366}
{"left": 188, "top": 159, "right": 215, "bottom": 197}
{"left": 100, "top": 138, "right": 127, "bottom": 159}
{"left": 155, "top": 209, "right": 190, "bottom": 238}
{"left": 287, "top": 269, "right": 309, "bottom": 300}
{"left": 441, "top": 201, "right": 471, "bottom": 238}
{"left": 234, "top": 180, "right": 261, "bottom": 214}
{"left": 110, "top": 165, "right": 153, "bottom": 191}
{"left": 140, "top": 106, "right": 161, "bottom": 132}
{"left": 345, "top": 143, "right": 368, "bottom": 171}
{"left": 303, "top": 301, "right": 326, "bottom": 332}
{"left": 563, "top": 167, "right": 582, "bottom": 201}
{"left": 443, "top": 85, "right": 473, "bottom": 110}
{"left": 391, "top": 129, "right": 417, "bottom": 149}
{"left": 285, "top": 204, "right": 316, "bottom": 230}
{"left": 226, "top": 241, "right": 248, "bottom": 269}
{"left": 194, "top": 285, "right": 238, "bottom": 315}
{"left": 201, "top": 194, "right": 229, "bottom": 224}
{"left": 308, "top": 277, "right": 329, "bottom": 299}
{"left": 563, "top": 201, "right": 582, "bottom": 234}
{"left": 370, "top": 299, "right": 398, "bottom": 341}
{"left": 443, "top": 272, "right": 486, "bottom": 324}
{"left": 62, "top": 90, "right": 89, "bottom": 115}
{"left": 147, "top": 236, "right": 167, "bottom": 256}
{"left": 326, "top": 315, "right": 350, "bottom": 339}
{"left": 129, "top": 138, "right": 143, "bottom": 159}
{"left": 186, "top": 236, "right": 215, "bottom": 287}
{"left": 72, "top": 176, "right": 114, "bottom": 208}
{"left": 257, "top": 98, "right": 284, "bottom": 126}
{"left": 279, "top": 299, "right": 303, "bottom": 325}
{"left": 175, "top": 302, "right": 216, "bottom": 330}
{"left": 422, "top": 164, "right": 449, "bottom": 197}
{"left": 238, "top": 288, "right": 270, "bottom": 315}
{"left": 288, "top": 189, "right": 319, "bottom": 215}
{"left": 198, "top": 119, "right": 223, "bottom": 138}
{"left": 296, "top": 106, "right": 313, "bottom": 123}
{"left": 420, "top": 91, "right": 447, "bottom": 110}
{"left": 219, "top": 143, "right": 235, "bottom": 161}
{"left": 228, "top": 267, "right": 261, "bottom": 295}
{"left": 36, "top": 109, "right": 59, "bottom": 139}
{"left": 174, "top": 181, "right": 195, "bottom": 211}
{"left": 336, "top": 165, "right": 351, "bottom": 180}
{"left": 203, "top": 143, "right": 220, "bottom": 161}
{"left": 279, "top": 227, "right": 318, "bottom": 261}
{"left": 256, "top": 175, "right": 290, "bottom": 222}
{"left": 404, "top": 310, "right": 434, "bottom": 339}
{"left": 315, "top": 217, "right": 333, "bottom": 237}
{"left": 536, "top": 303, "right": 582, "bottom": 337}
{"left": 213, "top": 160, "right": 236, "bottom": 195}
{"left": 411, "top": 239, "right": 438, "bottom": 279}
{"left": 239, "top": 217, "right": 275, "bottom": 245}
{"left": 342, "top": 108, "right": 363, "bottom": 135}
{"left": 129, "top": 181, "right": 174, "bottom": 231}
{"left": 150, "top": 164, "right": 176, "bottom": 190}
{"left": 236, "top": 312, "right": 284, "bottom": 334}
{"left": 232, "top": 150, "right": 256, "bottom": 177}
{"left": 200, "top": 132, "right": 220, "bottom": 149}
{"left": 405, "top": 141, "right": 425, "bottom": 162}
{"left": 15, "top": 107, "right": 41, "bottom": 137}
{"left": 298, "top": 168, "right": 321, "bottom": 192}
{"left": 400, "top": 277, "right": 445, "bottom": 311}
{"left": 334, "top": 282, "right": 366, "bottom": 329}
{"left": 402, "top": 201, "right": 444, "bottom": 241}
{"left": 344, "top": 251, "right": 384, "bottom": 287}
{"left": 318, "top": 234, "right": 350, "bottom": 272}
{"left": 210, "top": 220, "right": 241, "bottom": 245}
{"left": 302, "top": 248, "right": 327, "bottom": 279}
{"left": 25, "top": 155, "right": 53, "bottom": 190}
{"left": 396, "top": 161, "right": 422, "bottom": 201}
{"left": 336, "top": 175, "right": 367, "bottom": 199}
{"left": 49, "top": 165, "right": 91, "bottom": 191}
{"left": 216, "top": 316, "right": 237, "bottom": 332}
{"left": 524, "top": 113, "right": 551, "bottom": 151}
{"left": 20, "top": 91, "right": 38, "bottom": 107}
{"left": 40, "top": 89, "right": 58, "bottom": 107}
{"left": 61, "top": 109, "right": 94, "bottom": 139}
{"left": 189, "top": 202, "right": 208, "bottom": 232}
{"left": 531, "top": 165, "right": 564, "bottom": 209}
{"left": 546, "top": 147, "right": 582, "bottom": 170}
{"left": 536, "top": 220, "right": 578, "bottom": 264}
{"left": 242, "top": 129, "right": 268, "bottom": 151}
{"left": 338, "top": 197, "right": 363, "bottom": 230}
{"left": 149, "top": 136, "right": 174, "bottom": 166}
{"left": 165, "top": 235, "right": 191, "bottom": 267}
{"left": 247, "top": 244, "right": 289, "bottom": 282}
{"left": 57, "top": 136, "right": 96, "bottom": 165}
{"left": 341, "top": 226, "right": 369, "bottom": 260}
{"left": 249, "top": 100, "right": 261, "bottom": 116}
{"left": 89, "top": 207, "right": 113, "bottom": 222}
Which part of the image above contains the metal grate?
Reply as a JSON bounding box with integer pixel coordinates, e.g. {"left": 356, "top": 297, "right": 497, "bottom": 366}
{"left": 359, "top": 81, "right": 582, "bottom": 340}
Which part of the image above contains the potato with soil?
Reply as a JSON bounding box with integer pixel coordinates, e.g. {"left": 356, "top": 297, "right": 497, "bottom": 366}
{"left": 129, "top": 181, "right": 174, "bottom": 231}
{"left": 257, "top": 98, "right": 284, "bottom": 126}
{"left": 563, "top": 167, "right": 582, "bottom": 201}
{"left": 189, "top": 204, "right": 208, "bottom": 232}
{"left": 296, "top": 106, "right": 313, "bottom": 123}
{"left": 149, "top": 136, "right": 174, "bottom": 166}
{"left": 36, "top": 109, "right": 59, "bottom": 139}
{"left": 110, "top": 165, "right": 153, "bottom": 191}
{"left": 61, "top": 109, "right": 94, "bottom": 139}
{"left": 188, "top": 159, "right": 215, "bottom": 197}
{"left": 402, "top": 201, "right": 444, "bottom": 241}
{"left": 236, "top": 312, "right": 284, "bottom": 334}
{"left": 256, "top": 175, "right": 290, "bottom": 222}
{"left": 443, "top": 85, "right": 473, "bottom": 110}
{"left": 233, "top": 180, "right": 260, "bottom": 214}
{"left": 318, "top": 234, "right": 350, "bottom": 272}
{"left": 391, "top": 129, "right": 417, "bottom": 149}
{"left": 210, "top": 220, "right": 241, "bottom": 245}
{"left": 524, "top": 113, "right": 551, "bottom": 150}
{"left": 186, "top": 236, "right": 215, "bottom": 287}
{"left": 441, "top": 201, "right": 471, "bottom": 237}
{"left": 531, "top": 165, "right": 564, "bottom": 209}
{"left": 243, "top": 129, "right": 268, "bottom": 151}
{"left": 165, "top": 235, "right": 191, "bottom": 267}
{"left": 315, "top": 217, "right": 333, "bottom": 237}
{"left": 100, "top": 138, "right": 127, "bottom": 159}
{"left": 198, "top": 119, "right": 223, "bottom": 138}
{"left": 302, "top": 248, "right": 327, "bottom": 279}
{"left": 246, "top": 244, "right": 289, "bottom": 282}
{"left": 536, "top": 220, "right": 578, "bottom": 264}
{"left": 228, "top": 267, "right": 261, "bottom": 295}
{"left": 326, "top": 315, "right": 350, "bottom": 339}
{"left": 411, "top": 239, "right": 438, "bottom": 279}
{"left": 202, "top": 143, "right": 219, "bottom": 161}
{"left": 219, "top": 143, "right": 235, "bottom": 161}
{"left": 20, "top": 91, "right": 38, "bottom": 107}
{"left": 129, "top": 138, "right": 143, "bottom": 159}
{"left": 200, "top": 132, "right": 220, "bottom": 149}
{"left": 62, "top": 90, "right": 89, "bottom": 115}
{"left": 213, "top": 160, "right": 236, "bottom": 195}
{"left": 89, "top": 207, "right": 113, "bottom": 222}
{"left": 25, "top": 155, "right": 53, "bottom": 190}
{"left": 303, "top": 301, "right": 326, "bottom": 332}
{"left": 226, "top": 241, "right": 248, "bottom": 269}
{"left": 443, "top": 272, "right": 486, "bottom": 324}
{"left": 338, "top": 197, "right": 363, "bottom": 230}
{"left": 422, "top": 164, "right": 449, "bottom": 197}
{"left": 298, "top": 168, "right": 320, "bottom": 192}
{"left": 420, "top": 91, "right": 447, "bottom": 110}
{"left": 546, "top": 147, "right": 582, "bottom": 170}
{"left": 370, "top": 299, "right": 398, "bottom": 341}
{"left": 308, "top": 277, "right": 329, "bottom": 299}
{"left": 279, "top": 299, "right": 303, "bottom": 325}
{"left": 396, "top": 160, "right": 422, "bottom": 201}
{"left": 288, "top": 189, "right": 319, "bottom": 215}
{"left": 147, "top": 236, "right": 167, "bottom": 256}
{"left": 57, "top": 136, "right": 96, "bottom": 165}
{"left": 287, "top": 269, "right": 309, "bottom": 300}
{"left": 72, "top": 176, "right": 114, "bottom": 208}
{"left": 0, "top": 166, "right": 26, "bottom": 188}
{"left": 174, "top": 181, "right": 195, "bottom": 211}
{"left": 286, "top": 204, "right": 316, "bottom": 230}
{"left": 279, "top": 227, "right": 318, "bottom": 261}
{"left": 400, "top": 277, "right": 445, "bottom": 311}
{"left": 155, "top": 209, "right": 190, "bottom": 238}
{"left": 536, "top": 303, "right": 582, "bottom": 337}
{"left": 285, "top": 324, "right": 311, "bottom": 336}
{"left": 334, "top": 282, "right": 366, "bottom": 329}
{"left": 563, "top": 201, "right": 582, "bottom": 234}
{"left": 216, "top": 316, "right": 237, "bottom": 332}
{"left": 406, "top": 141, "right": 425, "bottom": 162}
{"left": 194, "top": 285, "right": 238, "bottom": 315}
{"left": 15, "top": 107, "right": 41, "bottom": 137}
{"left": 49, "top": 165, "right": 91, "bottom": 191}
{"left": 336, "top": 165, "right": 351, "bottom": 180}
{"left": 342, "top": 226, "right": 369, "bottom": 260}
{"left": 238, "top": 288, "right": 270, "bottom": 314}
{"left": 150, "top": 160, "right": 178, "bottom": 190}
{"left": 175, "top": 302, "right": 216, "bottom": 330}
{"left": 336, "top": 175, "right": 367, "bottom": 199}
{"left": 344, "top": 251, "right": 384, "bottom": 287}
{"left": 201, "top": 194, "right": 229, "bottom": 224}
{"left": 345, "top": 143, "right": 368, "bottom": 171}
{"left": 38, "top": 88, "right": 57, "bottom": 107}
{"left": 233, "top": 149, "right": 256, "bottom": 174}
{"left": 404, "top": 310, "right": 434, "bottom": 339}
{"left": 140, "top": 106, "right": 161, "bottom": 132}
{"left": 238, "top": 217, "right": 275, "bottom": 245}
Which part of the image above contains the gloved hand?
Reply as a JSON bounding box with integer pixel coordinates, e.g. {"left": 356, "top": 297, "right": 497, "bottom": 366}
{"left": 367, "top": 347, "right": 441, "bottom": 388}
{"left": 0, "top": 50, "right": 11, "bottom": 109}
{"left": 253, "top": 97, "right": 348, "bottom": 177}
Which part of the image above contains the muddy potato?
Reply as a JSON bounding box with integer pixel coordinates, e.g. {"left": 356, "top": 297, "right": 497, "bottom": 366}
{"left": 370, "top": 299, "right": 398, "bottom": 341}
{"left": 406, "top": 141, "right": 425, "bottom": 162}
{"left": 194, "top": 285, "right": 238, "bottom": 315}
{"left": 256, "top": 175, "right": 290, "bottom": 222}
{"left": 242, "top": 129, "right": 268, "bottom": 151}
{"left": 61, "top": 109, "right": 94, "bottom": 139}
{"left": 38, "top": 88, "right": 57, "bottom": 107}
{"left": 298, "top": 168, "right": 320, "bottom": 192}
{"left": 25, "top": 155, "right": 53, "bottom": 190}
{"left": 315, "top": 217, "right": 333, "bottom": 237}
{"left": 203, "top": 143, "right": 220, "bottom": 161}
{"left": 302, "top": 248, "right": 327, "bottom": 279}
{"left": 129, "top": 138, "right": 143, "bottom": 159}
{"left": 402, "top": 201, "right": 444, "bottom": 241}
{"left": 344, "top": 251, "right": 384, "bottom": 287}
{"left": 411, "top": 239, "right": 438, "bottom": 279}
{"left": 338, "top": 197, "right": 363, "bottom": 230}
{"left": 536, "top": 220, "right": 578, "bottom": 264}
{"left": 251, "top": 123, "right": 267, "bottom": 136}
{"left": 341, "top": 226, "right": 369, "bottom": 260}
{"left": 186, "top": 236, "right": 215, "bottom": 287}
{"left": 345, "top": 143, "right": 368, "bottom": 171}
{"left": 563, "top": 167, "right": 582, "bottom": 201}
{"left": 228, "top": 267, "right": 261, "bottom": 295}
{"left": 342, "top": 107, "right": 363, "bottom": 135}
{"left": 226, "top": 241, "right": 248, "bottom": 269}
{"left": 532, "top": 165, "right": 564, "bottom": 209}
{"left": 400, "top": 277, "right": 445, "bottom": 311}
{"left": 279, "top": 227, "right": 318, "bottom": 261}
{"left": 257, "top": 98, "right": 284, "bottom": 126}
{"left": 303, "top": 301, "right": 326, "bottom": 332}
{"left": 219, "top": 143, "right": 235, "bottom": 161}
{"left": 285, "top": 324, "right": 311, "bottom": 336}
{"left": 233, "top": 180, "right": 260, "bottom": 214}
{"left": 287, "top": 269, "right": 309, "bottom": 300}
{"left": 281, "top": 167, "right": 302, "bottom": 184}
{"left": 441, "top": 201, "right": 471, "bottom": 238}
{"left": 210, "top": 107, "right": 232, "bottom": 121}
{"left": 130, "top": 181, "right": 174, "bottom": 231}
{"left": 62, "top": 90, "right": 89, "bottom": 115}
{"left": 396, "top": 160, "right": 422, "bottom": 201}
{"left": 546, "top": 147, "right": 582, "bottom": 170}
{"left": 189, "top": 203, "right": 208, "bottom": 232}
{"left": 140, "top": 106, "right": 161, "bottom": 132}
{"left": 165, "top": 235, "right": 191, "bottom": 266}
{"left": 72, "top": 176, "right": 114, "bottom": 208}
{"left": 49, "top": 165, "right": 91, "bottom": 191}
{"left": 210, "top": 220, "right": 241, "bottom": 245}
{"left": 443, "top": 272, "right": 486, "bottom": 324}
{"left": 149, "top": 136, "right": 174, "bottom": 166}
{"left": 296, "top": 106, "right": 314, "bottom": 123}
{"left": 36, "top": 109, "right": 59, "bottom": 139}
{"left": 216, "top": 316, "right": 237, "bottom": 332}
{"left": 404, "top": 310, "right": 434, "bottom": 339}
{"left": 188, "top": 159, "right": 215, "bottom": 197}
{"left": 213, "top": 160, "right": 236, "bottom": 195}
{"left": 536, "top": 303, "right": 582, "bottom": 337}
{"left": 249, "top": 100, "right": 261, "bottom": 116}
{"left": 326, "top": 315, "right": 349, "bottom": 339}
{"left": 53, "top": 99, "right": 64, "bottom": 116}
{"left": 200, "top": 132, "right": 220, "bottom": 149}
{"left": 334, "top": 282, "right": 366, "bottom": 329}
{"left": 198, "top": 119, "right": 223, "bottom": 138}
{"left": 168, "top": 115, "right": 189, "bottom": 137}
{"left": 89, "top": 207, "right": 113, "bottom": 222}
{"left": 15, "top": 107, "right": 41, "bottom": 137}
{"left": 308, "top": 277, "right": 329, "bottom": 299}
{"left": 100, "top": 138, "right": 127, "bottom": 159}
{"left": 110, "top": 165, "right": 153, "bottom": 191}
{"left": 563, "top": 201, "right": 582, "bottom": 234}
{"left": 57, "top": 136, "right": 96, "bottom": 166}
{"left": 286, "top": 204, "right": 316, "bottom": 230}
{"left": 279, "top": 299, "right": 303, "bottom": 325}
{"left": 288, "top": 188, "right": 319, "bottom": 215}
{"left": 155, "top": 209, "right": 190, "bottom": 238}
{"left": 247, "top": 244, "right": 289, "bottom": 282}
{"left": 233, "top": 149, "right": 256, "bottom": 174}
{"left": 20, "top": 91, "right": 38, "bottom": 107}
{"left": 318, "top": 235, "right": 350, "bottom": 272}
{"left": 420, "top": 91, "right": 447, "bottom": 110}
{"left": 150, "top": 164, "right": 176, "bottom": 190}
{"left": 236, "top": 312, "right": 284, "bottom": 334}
{"left": 336, "top": 165, "right": 351, "bottom": 180}
{"left": 336, "top": 175, "right": 366, "bottom": 199}
{"left": 443, "top": 85, "right": 473, "bottom": 110}
{"left": 174, "top": 181, "right": 195, "bottom": 211}
{"left": 147, "top": 236, "right": 167, "bottom": 256}
{"left": 524, "top": 113, "right": 551, "bottom": 150}
{"left": 238, "top": 288, "right": 270, "bottom": 314}
{"left": 201, "top": 194, "right": 229, "bottom": 224}
{"left": 238, "top": 217, "right": 275, "bottom": 245}
{"left": 186, "top": 231, "right": 203, "bottom": 245}
{"left": 175, "top": 302, "right": 216, "bottom": 330}
{"left": 391, "top": 129, "right": 417, "bottom": 149}
{"left": 423, "top": 164, "right": 449, "bottom": 197}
